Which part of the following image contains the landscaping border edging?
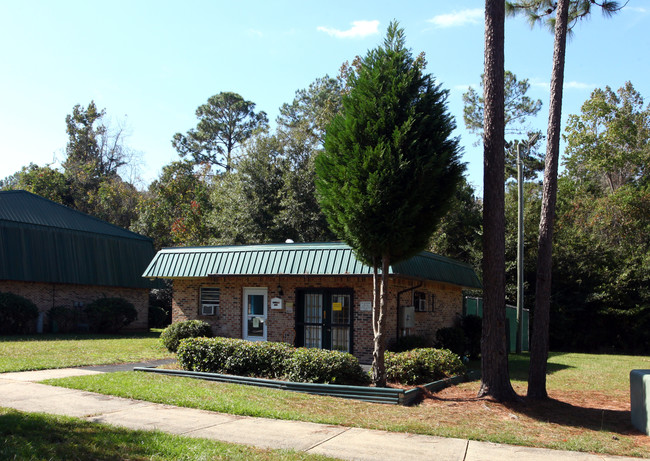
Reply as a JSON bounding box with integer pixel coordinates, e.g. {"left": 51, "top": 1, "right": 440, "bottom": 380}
{"left": 133, "top": 367, "right": 481, "bottom": 405}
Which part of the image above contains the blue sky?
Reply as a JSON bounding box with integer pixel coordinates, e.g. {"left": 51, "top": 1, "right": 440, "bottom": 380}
{"left": 1, "top": 1, "right": 648, "bottom": 192}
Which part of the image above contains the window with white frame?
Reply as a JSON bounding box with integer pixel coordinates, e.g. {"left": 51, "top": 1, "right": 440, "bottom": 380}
{"left": 200, "top": 287, "right": 220, "bottom": 316}
{"left": 414, "top": 291, "right": 434, "bottom": 312}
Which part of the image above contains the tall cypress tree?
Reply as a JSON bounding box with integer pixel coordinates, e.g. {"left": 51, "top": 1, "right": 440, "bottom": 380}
{"left": 316, "top": 22, "right": 464, "bottom": 386}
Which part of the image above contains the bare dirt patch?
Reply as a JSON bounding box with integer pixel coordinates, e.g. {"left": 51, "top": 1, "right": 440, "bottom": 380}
{"left": 419, "top": 382, "right": 650, "bottom": 457}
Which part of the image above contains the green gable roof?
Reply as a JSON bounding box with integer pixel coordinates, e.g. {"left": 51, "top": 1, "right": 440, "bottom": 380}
{"left": 0, "top": 190, "right": 155, "bottom": 288}
{"left": 143, "top": 242, "right": 482, "bottom": 289}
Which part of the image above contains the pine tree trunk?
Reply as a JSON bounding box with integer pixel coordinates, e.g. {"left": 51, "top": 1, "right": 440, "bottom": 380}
{"left": 528, "top": 0, "right": 569, "bottom": 400}
{"left": 371, "top": 257, "right": 389, "bottom": 387}
{"left": 478, "top": 0, "right": 518, "bottom": 402}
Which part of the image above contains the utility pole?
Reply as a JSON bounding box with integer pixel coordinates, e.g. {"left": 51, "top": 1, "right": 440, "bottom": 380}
{"left": 516, "top": 133, "right": 539, "bottom": 354}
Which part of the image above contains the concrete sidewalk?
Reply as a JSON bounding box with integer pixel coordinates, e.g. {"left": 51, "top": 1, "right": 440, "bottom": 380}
{"left": 0, "top": 368, "right": 638, "bottom": 461}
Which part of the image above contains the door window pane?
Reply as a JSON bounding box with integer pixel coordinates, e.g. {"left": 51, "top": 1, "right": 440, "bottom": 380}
{"left": 247, "top": 317, "right": 264, "bottom": 337}
{"left": 331, "top": 326, "right": 350, "bottom": 352}
{"left": 304, "top": 325, "right": 322, "bottom": 348}
{"left": 304, "top": 294, "right": 322, "bottom": 323}
{"left": 331, "top": 294, "right": 350, "bottom": 324}
{"left": 248, "top": 294, "right": 265, "bottom": 316}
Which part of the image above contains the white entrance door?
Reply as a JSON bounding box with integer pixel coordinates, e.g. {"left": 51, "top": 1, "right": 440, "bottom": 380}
{"left": 243, "top": 287, "right": 268, "bottom": 341}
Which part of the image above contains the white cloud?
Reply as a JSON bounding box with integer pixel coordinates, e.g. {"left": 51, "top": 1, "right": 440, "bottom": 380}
{"left": 317, "top": 20, "right": 380, "bottom": 39}
{"left": 565, "top": 81, "right": 596, "bottom": 90}
{"left": 627, "top": 7, "right": 648, "bottom": 13}
{"left": 246, "top": 29, "right": 263, "bottom": 38}
{"left": 530, "top": 79, "right": 550, "bottom": 91}
{"left": 529, "top": 79, "right": 595, "bottom": 92}
{"left": 427, "top": 9, "right": 484, "bottom": 28}
{"left": 454, "top": 83, "right": 478, "bottom": 91}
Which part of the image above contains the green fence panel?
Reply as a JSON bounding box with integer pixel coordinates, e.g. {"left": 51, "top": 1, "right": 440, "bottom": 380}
{"left": 463, "top": 297, "right": 528, "bottom": 352}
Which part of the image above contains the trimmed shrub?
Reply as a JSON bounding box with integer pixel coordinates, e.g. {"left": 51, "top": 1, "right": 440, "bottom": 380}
{"left": 47, "top": 305, "right": 76, "bottom": 333}
{"left": 161, "top": 320, "right": 213, "bottom": 352}
{"left": 149, "top": 286, "right": 172, "bottom": 328}
{"left": 461, "top": 314, "right": 482, "bottom": 359}
{"left": 284, "top": 347, "right": 370, "bottom": 385}
{"left": 84, "top": 298, "right": 138, "bottom": 333}
{"left": 435, "top": 326, "right": 466, "bottom": 356}
{"left": 385, "top": 348, "right": 465, "bottom": 385}
{"left": 149, "top": 305, "right": 169, "bottom": 329}
{"left": 0, "top": 292, "right": 39, "bottom": 335}
{"left": 224, "top": 341, "right": 293, "bottom": 379}
{"left": 177, "top": 337, "right": 370, "bottom": 385}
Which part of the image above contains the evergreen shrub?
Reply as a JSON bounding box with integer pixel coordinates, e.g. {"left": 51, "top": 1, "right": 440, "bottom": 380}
{"left": 461, "top": 314, "right": 482, "bottom": 359}
{"left": 0, "top": 292, "right": 39, "bottom": 334}
{"left": 160, "top": 320, "right": 213, "bottom": 352}
{"left": 385, "top": 348, "right": 465, "bottom": 385}
{"left": 177, "top": 337, "right": 370, "bottom": 385}
{"left": 47, "top": 305, "right": 76, "bottom": 333}
{"left": 84, "top": 297, "right": 137, "bottom": 333}
{"left": 283, "top": 347, "right": 370, "bottom": 385}
{"left": 435, "top": 326, "right": 466, "bottom": 356}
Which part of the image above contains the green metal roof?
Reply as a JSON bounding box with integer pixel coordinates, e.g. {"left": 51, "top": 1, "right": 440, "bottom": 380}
{"left": 143, "top": 242, "right": 482, "bottom": 289}
{"left": 0, "top": 190, "right": 150, "bottom": 241}
{"left": 0, "top": 190, "right": 156, "bottom": 288}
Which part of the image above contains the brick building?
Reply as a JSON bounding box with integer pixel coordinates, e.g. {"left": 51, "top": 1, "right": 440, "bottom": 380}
{"left": 0, "top": 190, "right": 156, "bottom": 331}
{"left": 145, "top": 242, "right": 481, "bottom": 363}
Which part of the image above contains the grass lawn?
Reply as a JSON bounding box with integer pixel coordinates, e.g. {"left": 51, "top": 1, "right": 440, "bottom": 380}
{"left": 46, "top": 352, "right": 650, "bottom": 458}
{"left": 0, "top": 332, "right": 173, "bottom": 372}
{"left": 0, "top": 407, "right": 335, "bottom": 461}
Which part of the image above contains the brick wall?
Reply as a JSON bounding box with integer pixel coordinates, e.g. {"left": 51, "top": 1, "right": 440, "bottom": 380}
{"left": 171, "top": 275, "right": 463, "bottom": 364}
{"left": 0, "top": 280, "right": 149, "bottom": 331}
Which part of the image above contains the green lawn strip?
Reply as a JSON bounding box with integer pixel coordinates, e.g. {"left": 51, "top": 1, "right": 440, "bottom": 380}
{"left": 0, "top": 407, "right": 337, "bottom": 461}
{"left": 0, "top": 333, "right": 173, "bottom": 372}
{"left": 45, "top": 359, "right": 649, "bottom": 458}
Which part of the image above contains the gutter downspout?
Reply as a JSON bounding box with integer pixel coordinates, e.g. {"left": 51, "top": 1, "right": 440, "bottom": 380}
{"left": 396, "top": 281, "right": 423, "bottom": 343}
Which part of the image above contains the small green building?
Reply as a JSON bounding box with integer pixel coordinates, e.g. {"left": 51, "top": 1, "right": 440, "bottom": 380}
{"left": 0, "top": 190, "right": 156, "bottom": 331}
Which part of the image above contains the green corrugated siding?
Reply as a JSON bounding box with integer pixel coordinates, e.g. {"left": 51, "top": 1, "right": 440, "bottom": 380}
{"left": 0, "top": 222, "right": 155, "bottom": 288}
{"left": 143, "top": 243, "right": 482, "bottom": 289}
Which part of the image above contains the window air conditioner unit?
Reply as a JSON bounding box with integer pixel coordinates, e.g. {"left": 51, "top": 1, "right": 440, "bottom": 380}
{"left": 202, "top": 304, "right": 217, "bottom": 316}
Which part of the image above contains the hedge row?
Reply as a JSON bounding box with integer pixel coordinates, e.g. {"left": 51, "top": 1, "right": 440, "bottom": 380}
{"left": 0, "top": 292, "right": 138, "bottom": 335}
{"left": 385, "top": 348, "right": 466, "bottom": 385}
{"left": 177, "top": 337, "right": 370, "bottom": 385}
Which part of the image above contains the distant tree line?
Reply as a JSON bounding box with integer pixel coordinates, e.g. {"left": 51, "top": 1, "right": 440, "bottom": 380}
{"left": 1, "top": 72, "right": 648, "bottom": 354}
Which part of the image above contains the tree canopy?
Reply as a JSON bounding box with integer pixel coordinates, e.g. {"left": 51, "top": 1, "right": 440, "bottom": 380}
{"left": 316, "top": 22, "right": 464, "bottom": 386}
{"left": 463, "top": 70, "right": 544, "bottom": 180}
{"left": 172, "top": 92, "right": 268, "bottom": 172}
{"left": 563, "top": 81, "right": 650, "bottom": 194}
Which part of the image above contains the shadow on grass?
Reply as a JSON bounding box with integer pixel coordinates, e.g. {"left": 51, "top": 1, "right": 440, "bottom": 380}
{"left": 507, "top": 354, "right": 574, "bottom": 382}
{"left": 0, "top": 409, "right": 160, "bottom": 460}
{"left": 467, "top": 353, "right": 575, "bottom": 382}
{"left": 0, "top": 331, "right": 161, "bottom": 342}
{"left": 503, "top": 397, "right": 635, "bottom": 435}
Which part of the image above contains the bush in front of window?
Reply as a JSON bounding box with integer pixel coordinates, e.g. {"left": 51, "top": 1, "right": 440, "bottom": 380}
{"left": 385, "top": 348, "right": 466, "bottom": 385}
{"left": 177, "top": 337, "right": 370, "bottom": 385}
{"left": 47, "top": 305, "right": 76, "bottom": 333}
{"left": 84, "top": 298, "right": 138, "bottom": 334}
{"left": 0, "top": 291, "right": 39, "bottom": 335}
{"left": 461, "top": 314, "right": 482, "bottom": 360}
{"left": 435, "top": 326, "right": 466, "bottom": 356}
{"left": 160, "top": 320, "right": 213, "bottom": 352}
